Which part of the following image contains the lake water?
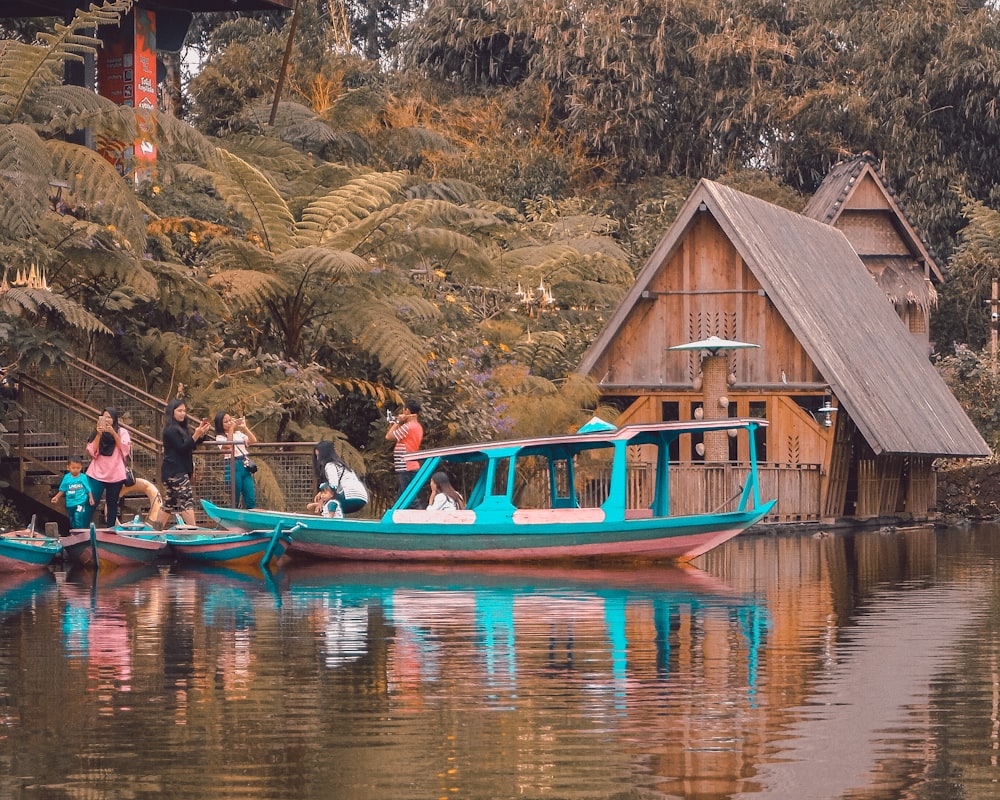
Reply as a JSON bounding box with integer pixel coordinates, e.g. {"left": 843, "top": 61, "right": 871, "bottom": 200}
{"left": 2, "top": 522, "right": 999, "bottom": 799}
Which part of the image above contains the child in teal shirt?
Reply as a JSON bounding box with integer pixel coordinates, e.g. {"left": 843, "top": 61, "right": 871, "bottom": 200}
{"left": 51, "top": 455, "right": 95, "bottom": 529}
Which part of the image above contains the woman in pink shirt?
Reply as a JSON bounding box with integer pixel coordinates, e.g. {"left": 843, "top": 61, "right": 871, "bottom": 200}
{"left": 85, "top": 407, "right": 131, "bottom": 527}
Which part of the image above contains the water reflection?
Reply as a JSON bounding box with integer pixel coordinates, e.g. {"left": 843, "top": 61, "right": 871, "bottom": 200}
{"left": 0, "top": 524, "right": 998, "bottom": 798}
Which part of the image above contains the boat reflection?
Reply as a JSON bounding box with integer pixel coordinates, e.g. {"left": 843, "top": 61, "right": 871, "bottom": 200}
{"left": 0, "top": 569, "right": 57, "bottom": 619}
{"left": 281, "top": 561, "right": 768, "bottom": 698}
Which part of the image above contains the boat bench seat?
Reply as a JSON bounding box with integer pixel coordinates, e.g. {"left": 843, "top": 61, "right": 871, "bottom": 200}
{"left": 391, "top": 509, "right": 477, "bottom": 524}
{"left": 624, "top": 508, "right": 654, "bottom": 519}
{"left": 512, "top": 508, "right": 606, "bottom": 524}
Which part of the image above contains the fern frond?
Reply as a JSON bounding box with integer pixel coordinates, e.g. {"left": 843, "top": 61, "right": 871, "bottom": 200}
{"left": 210, "top": 147, "right": 295, "bottom": 254}
{"left": 548, "top": 214, "right": 619, "bottom": 239}
{"left": 206, "top": 269, "right": 282, "bottom": 309}
{"left": 513, "top": 331, "right": 568, "bottom": 373}
{"left": 343, "top": 306, "right": 427, "bottom": 391}
{"left": 406, "top": 178, "right": 486, "bottom": 205}
{"left": 378, "top": 126, "right": 453, "bottom": 157}
{"left": 169, "top": 162, "right": 217, "bottom": 188}
{"left": 45, "top": 138, "right": 147, "bottom": 250}
{"left": 33, "top": 84, "right": 136, "bottom": 140}
{"left": 321, "top": 198, "right": 501, "bottom": 254}
{"left": 0, "top": 285, "right": 112, "bottom": 334}
{"left": 385, "top": 293, "right": 440, "bottom": 320}
{"left": 234, "top": 100, "right": 320, "bottom": 134}
{"left": 508, "top": 373, "right": 560, "bottom": 396}
{"left": 0, "top": 123, "right": 53, "bottom": 240}
{"left": 0, "top": 1, "right": 133, "bottom": 123}
{"left": 296, "top": 170, "right": 409, "bottom": 246}
{"left": 55, "top": 242, "right": 159, "bottom": 298}
{"left": 562, "top": 235, "right": 631, "bottom": 265}
{"left": 139, "top": 259, "right": 228, "bottom": 316}
{"left": 202, "top": 237, "right": 277, "bottom": 272}
{"left": 273, "top": 246, "right": 368, "bottom": 280}
{"left": 145, "top": 110, "right": 218, "bottom": 164}
{"left": 384, "top": 227, "right": 496, "bottom": 281}
{"left": 217, "top": 132, "right": 313, "bottom": 178}
{"left": 550, "top": 279, "right": 627, "bottom": 310}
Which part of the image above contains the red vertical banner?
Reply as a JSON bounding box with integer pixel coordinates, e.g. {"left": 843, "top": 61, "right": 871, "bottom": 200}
{"left": 98, "top": 8, "right": 158, "bottom": 181}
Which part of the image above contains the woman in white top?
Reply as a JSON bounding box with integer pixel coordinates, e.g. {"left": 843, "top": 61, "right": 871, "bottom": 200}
{"left": 214, "top": 411, "right": 258, "bottom": 508}
{"left": 312, "top": 440, "right": 369, "bottom": 514}
{"left": 427, "top": 471, "right": 464, "bottom": 511}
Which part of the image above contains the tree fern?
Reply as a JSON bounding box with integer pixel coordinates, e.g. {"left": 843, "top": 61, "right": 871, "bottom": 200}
{"left": 0, "top": 0, "right": 133, "bottom": 124}
{"left": 382, "top": 227, "right": 496, "bottom": 280}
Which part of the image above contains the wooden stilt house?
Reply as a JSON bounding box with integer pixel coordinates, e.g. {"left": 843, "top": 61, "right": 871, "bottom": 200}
{"left": 577, "top": 179, "right": 990, "bottom": 523}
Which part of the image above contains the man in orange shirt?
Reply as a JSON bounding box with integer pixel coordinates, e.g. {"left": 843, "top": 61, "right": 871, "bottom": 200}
{"left": 386, "top": 399, "right": 424, "bottom": 505}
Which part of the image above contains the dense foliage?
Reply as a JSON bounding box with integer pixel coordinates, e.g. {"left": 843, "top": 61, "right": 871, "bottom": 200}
{"left": 2, "top": 0, "right": 1000, "bottom": 496}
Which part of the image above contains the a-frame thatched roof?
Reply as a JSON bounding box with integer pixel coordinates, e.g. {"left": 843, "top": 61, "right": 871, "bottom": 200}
{"left": 803, "top": 154, "right": 944, "bottom": 286}
{"left": 579, "top": 179, "right": 989, "bottom": 458}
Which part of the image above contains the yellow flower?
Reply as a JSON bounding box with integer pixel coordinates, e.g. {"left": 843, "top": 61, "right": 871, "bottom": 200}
{"left": 445, "top": 294, "right": 457, "bottom": 303}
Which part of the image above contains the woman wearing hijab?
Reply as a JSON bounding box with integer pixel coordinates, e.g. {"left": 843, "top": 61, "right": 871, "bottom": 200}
{"left": 85, "top": 407, "right": 131, "bottom": 527}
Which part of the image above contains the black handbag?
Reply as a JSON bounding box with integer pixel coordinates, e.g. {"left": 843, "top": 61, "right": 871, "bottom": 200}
{"left": 124, "top": 458, "right": 136, "bottom": 487}
{"left": 242, "top": 456, "right": 258, "bottom": 474}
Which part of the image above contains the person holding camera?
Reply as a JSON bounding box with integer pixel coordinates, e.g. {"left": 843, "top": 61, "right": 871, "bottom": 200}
{"left": 161, "top": 398, "right": 212, "bottom": 526}
{"left": 214, "top": 411, "right": 258, "bottom": 509}
{"left": 385, "top": 399, "right": 424, "bottom": 504}
{"left": 85, "top": 407, "right": 131, "bottom": 527}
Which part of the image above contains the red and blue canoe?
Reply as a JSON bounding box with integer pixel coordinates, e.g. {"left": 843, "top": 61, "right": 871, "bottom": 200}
{"left": 62, "top": 524, "right": 168, "bottom": 570}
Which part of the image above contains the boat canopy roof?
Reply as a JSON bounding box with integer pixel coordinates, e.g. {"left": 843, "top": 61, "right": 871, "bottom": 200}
{"left": 408, "top": 418, "right": 768, "bottom": 464}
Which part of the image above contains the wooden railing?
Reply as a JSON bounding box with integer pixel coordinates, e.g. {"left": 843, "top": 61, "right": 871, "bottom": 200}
{"left": 578, "top": 461, "right": 822, "bottom": 523}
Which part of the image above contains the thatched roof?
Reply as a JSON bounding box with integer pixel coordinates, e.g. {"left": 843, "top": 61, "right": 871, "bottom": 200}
{"left": 803, "top": 154, "right": 944, "bottom": 283}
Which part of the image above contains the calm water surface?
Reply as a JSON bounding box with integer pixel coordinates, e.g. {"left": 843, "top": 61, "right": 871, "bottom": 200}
{"left": 2, "top": 523, "right": 999, "bottom": 799}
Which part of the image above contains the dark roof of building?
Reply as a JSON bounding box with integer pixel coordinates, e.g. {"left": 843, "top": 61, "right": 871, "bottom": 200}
{"left": 579, "top": 179, "right": 989, "bottom": 458}
{"left": 1, "top": 0, "right": 293, "bottom": 15}
{"left": 803, "top": 154, "right": 943, "bottom": 281}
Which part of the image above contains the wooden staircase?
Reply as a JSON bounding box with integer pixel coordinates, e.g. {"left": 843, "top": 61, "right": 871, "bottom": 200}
{"left": 3, "top": 354, "right": 321, "bottom": 527}
{"left": 1, "top": 356, "right": 166, "bottom": 529}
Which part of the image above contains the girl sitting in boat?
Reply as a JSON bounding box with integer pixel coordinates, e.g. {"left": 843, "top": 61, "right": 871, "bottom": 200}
{"left": 306, "top": 483, "right": 344, "bottom": 518}
{"left": 312, "top": 440, "right": 369, "bottom": 515}
{"left": 427, "top": 471, "right": 464, "bottom": 511}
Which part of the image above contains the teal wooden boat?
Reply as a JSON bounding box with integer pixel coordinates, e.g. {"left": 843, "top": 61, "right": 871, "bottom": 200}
{"left": 203, "top": 418, "right": 775, "bottom": 563}
{"left": 165, "top": 522, "right": 300, "bottom": 571}
{"left": 0, "top": 532, "right": 62, "bottom": 571}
